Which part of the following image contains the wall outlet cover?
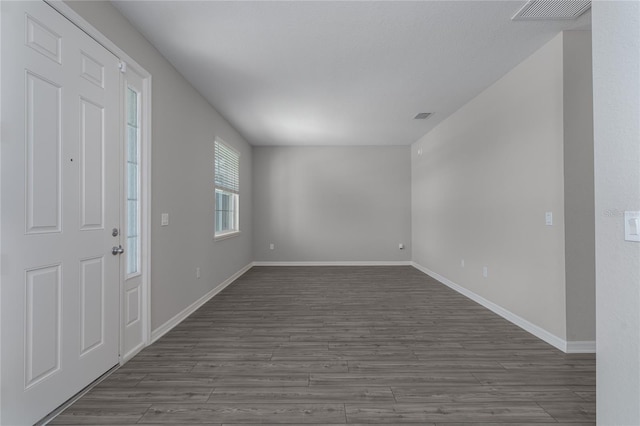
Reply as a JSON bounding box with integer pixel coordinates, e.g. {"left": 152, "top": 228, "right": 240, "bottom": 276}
{"left": 624, "top": 211, "right": 640, "bottom": 242}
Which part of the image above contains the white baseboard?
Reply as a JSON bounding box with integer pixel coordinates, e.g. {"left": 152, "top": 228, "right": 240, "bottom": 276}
{"left": 253, "top": 261, "right": 412, "bottom": 266}
{"left": 566, "top": 340, "right": 596, "bottom": 353}
{"left": 121, "top": 341, "right": 145, "bottom": 363}
{"left": 150, "top": 262, "right": 253, "bottom": 343}
{"left": 411, "top": 262, "right": 594, "bottom": 354}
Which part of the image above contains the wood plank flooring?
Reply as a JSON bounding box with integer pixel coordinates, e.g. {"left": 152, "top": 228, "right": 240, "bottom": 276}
{"left": 50, "top": 266, "right": 595, "bottom": 425}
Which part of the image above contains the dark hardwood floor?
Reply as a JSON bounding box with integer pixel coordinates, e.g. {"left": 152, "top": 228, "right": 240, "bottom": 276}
{"left": 50, "top": 266, "right": 595, "bottom": 425}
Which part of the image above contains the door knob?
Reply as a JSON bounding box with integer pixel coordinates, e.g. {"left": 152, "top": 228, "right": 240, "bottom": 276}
{"left": 112, "top": 245, "right": 124, "bottom": 255}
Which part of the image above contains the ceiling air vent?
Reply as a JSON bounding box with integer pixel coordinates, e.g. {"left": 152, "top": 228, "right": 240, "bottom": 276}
{"left": 512, "top": 0, "right": 591, "bottom": 20}
{"left": 414, "top": 112, "right": 432, "bottom": 120}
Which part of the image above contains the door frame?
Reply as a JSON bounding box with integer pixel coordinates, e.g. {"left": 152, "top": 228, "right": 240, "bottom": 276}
{"left": 45, "top": 0, "right": 152, "bottom": 363}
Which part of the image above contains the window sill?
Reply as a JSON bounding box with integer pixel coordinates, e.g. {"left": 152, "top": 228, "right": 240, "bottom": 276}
{"left": 215, "top": 230, "right": 241, "bottom": 241}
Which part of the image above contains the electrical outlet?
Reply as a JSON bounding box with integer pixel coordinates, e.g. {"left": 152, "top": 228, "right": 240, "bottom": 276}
{"left": 482, "top": 266, "right": 488, "bottom": 278}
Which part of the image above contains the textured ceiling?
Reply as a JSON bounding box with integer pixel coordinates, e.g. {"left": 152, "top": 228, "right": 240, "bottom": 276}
{"left": 113, "top": 1, "right": 590, "bottom": 146}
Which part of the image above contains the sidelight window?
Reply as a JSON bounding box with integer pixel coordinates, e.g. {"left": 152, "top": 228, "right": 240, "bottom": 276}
{"left": 126, "top": 86, "right": 141, "bottom": 274}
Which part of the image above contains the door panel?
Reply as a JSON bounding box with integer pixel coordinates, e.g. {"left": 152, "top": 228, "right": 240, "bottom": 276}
{"left": 80, "top": 52, "right": 105, "bottom": 88}
{"left": 80, "top": 97, "right": 105, "bottom": 230}
{"left": 25, "top": 264, "right": 62, "bottom": 387}
{"left": 25, "top": 13, "right": 62, "bottom": 64}
{"left": 80, "top": 256, "right": 105, "bottom": 355}
{"left": 26, "top": 72, "right": 62, "bottom": 234}
{"left": 1, "top": 2, "right": 121, "bottom": 424}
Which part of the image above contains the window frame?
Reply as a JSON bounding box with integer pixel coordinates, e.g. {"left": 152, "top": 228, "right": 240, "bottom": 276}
{"left": 214, "top": 138, "right": 240, "bottom": 240}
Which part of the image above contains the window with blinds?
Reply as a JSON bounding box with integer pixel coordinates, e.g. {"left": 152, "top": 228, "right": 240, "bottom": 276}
{"left": 214, "top": 139, "right": 240, "bottom": 238}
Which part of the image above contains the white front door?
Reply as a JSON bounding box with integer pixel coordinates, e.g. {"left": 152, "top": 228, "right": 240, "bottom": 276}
{"left": 1, "top": 2, "right": 121, "bottom": 424}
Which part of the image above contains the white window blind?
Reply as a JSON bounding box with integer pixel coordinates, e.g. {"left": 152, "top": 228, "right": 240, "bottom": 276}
{"left": 214, "top": 140, "right": 239, "bottom": 194}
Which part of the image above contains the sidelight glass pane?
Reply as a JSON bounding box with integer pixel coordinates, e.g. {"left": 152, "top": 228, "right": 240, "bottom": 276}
{"left": 127, "top": 236, "right": 137, "bottom": 274}
{"left": 127, "top": 200, "right": 137, "bottom": 236}
{"left": 127, "top": 126, "right": 137, "bottom": 160}
{"left": 127, "top": 88, "right": 137, "bottom": 126}
{"left": 127, "top": 162, "right": 138, "bottom": 200}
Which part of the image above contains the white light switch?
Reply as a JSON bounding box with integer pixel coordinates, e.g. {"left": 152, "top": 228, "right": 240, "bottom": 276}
{"left": 624, "top": 211, "right": 640, "bottom": 242}
{"left": 545, "top": 212, "right": 553, "bottom": 226}
{"left": 161, "top": 213, "right": 169, "bottom": 226}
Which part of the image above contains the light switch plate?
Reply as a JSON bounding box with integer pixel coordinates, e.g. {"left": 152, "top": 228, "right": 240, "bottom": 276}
{"left": 624, "top": 211, "right": 640, "bottom": 242}
{"left": 545, "top": 211, "right": 553, "bottom": 226}
{"left": 161, "top": 213, "right": 169, "bottom": 226}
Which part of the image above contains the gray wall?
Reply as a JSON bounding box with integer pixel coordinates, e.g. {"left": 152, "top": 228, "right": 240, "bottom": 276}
{"left": 66, "top": 1, "right": 254, "bottom": 332}
{"left": 412, "top": 32, "right": 595, "bottom": 343}
{"left": 593, "top": 1, "right": 640, "bottom": 423}
{"left": 562, "top": 32, "right": 595, "bottom": 342}
{"left": 253, "top": 146, "right": 411, "bottom": 262}
{"left": 412, "top": 33, "right": 567, "bottom": 339}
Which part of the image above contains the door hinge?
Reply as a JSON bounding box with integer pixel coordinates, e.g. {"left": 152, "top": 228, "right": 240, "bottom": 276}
{"left": 119, "top": 61, "right": 127, "bottom": 73}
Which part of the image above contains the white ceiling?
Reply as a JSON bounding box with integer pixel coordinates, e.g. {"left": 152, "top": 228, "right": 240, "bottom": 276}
{"left": 113, "top": 1, "right": 591, "bottom": 146}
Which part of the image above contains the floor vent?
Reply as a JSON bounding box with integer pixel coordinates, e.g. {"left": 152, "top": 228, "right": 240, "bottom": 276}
{"left": 512, "top": 0, "right": 591, "bottom": 20}
{"left": 414, "top": 112, "right": 432, "bottom": 120}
